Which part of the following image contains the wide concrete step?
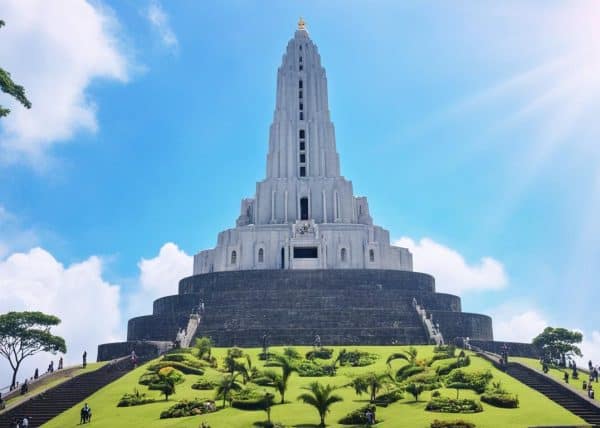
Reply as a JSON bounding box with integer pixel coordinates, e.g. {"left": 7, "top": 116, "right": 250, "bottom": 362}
{"left": 504, "top": 362, "right": 600, "bottom": 426}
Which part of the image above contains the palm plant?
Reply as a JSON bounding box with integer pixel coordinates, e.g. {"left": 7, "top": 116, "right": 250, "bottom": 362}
{"left": 349, "top": 372, "right": 392, "bottom": 402}
{"left": 262, "top": 370, "right": 287, "bottom": 404}
{"left": 297, "top": 382, "right": 343, "bottom": 427}
{"left": 215, "top": 373, "right": 243, "bottom": 408}
{"left": 266, "top": 354, "right": 297, "bottom": 403}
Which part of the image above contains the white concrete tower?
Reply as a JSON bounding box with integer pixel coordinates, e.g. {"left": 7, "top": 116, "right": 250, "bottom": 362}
{"left": 193, "top": 20, "right": 413, "bottom": 274}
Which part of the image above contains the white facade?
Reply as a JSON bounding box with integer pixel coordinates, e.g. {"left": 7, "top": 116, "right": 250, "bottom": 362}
{"left": 193, "top": 24, "right": 413, "bottom": 275}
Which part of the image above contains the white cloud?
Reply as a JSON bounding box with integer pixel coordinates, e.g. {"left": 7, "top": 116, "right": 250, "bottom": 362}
{"left": 489, "top": 304, "right": 549, "bottom": 343}
{"left": 146, "top": 1, "right": 178, "bottom": 51}
{"left": 125, "top": 242, "right": 192, "bottom": 319}
{"left": 488, "top": 303, "right": 600, "bottom": 365}
{"left": 0, "top": 247, "right": 121, "bottom": 385}
{"left": 580, "top": 331, "right": 600, "bottom": 367}
{"left": 0, "top": 0, "right": 130, "bottom": 165}
{"left": 395, "top": 237, "right": 508, "bottom": 294}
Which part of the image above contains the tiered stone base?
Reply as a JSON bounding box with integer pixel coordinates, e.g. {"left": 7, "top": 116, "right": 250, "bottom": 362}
{"left": 98, "top": 269, "right": 493, "bottom": 360}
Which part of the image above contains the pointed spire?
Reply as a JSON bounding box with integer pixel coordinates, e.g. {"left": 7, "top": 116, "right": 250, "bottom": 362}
{"left": 297, "top": 16, "right": 307, "bottom": 32}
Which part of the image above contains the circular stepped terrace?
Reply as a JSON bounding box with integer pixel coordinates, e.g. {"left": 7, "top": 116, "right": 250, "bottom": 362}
{"left": 98, "top": 269, "right": 492, "bottom": 359}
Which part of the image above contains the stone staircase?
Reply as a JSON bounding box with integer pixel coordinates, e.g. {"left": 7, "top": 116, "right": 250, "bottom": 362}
{"left": 504, "top": 363, "right": 600, "bottom": 426}
{"left": 0, "top": 357, "right": 134, "bottom": 428}
{"left": 180, "top": 314, "right": 201, "bottom": 348}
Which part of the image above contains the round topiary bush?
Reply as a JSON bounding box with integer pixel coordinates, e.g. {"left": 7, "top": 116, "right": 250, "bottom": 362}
{"left": 425, "top": 397, "right": 483, "bottom": 413}
{"left": 480, "top": 392, "right": 519, "bottom": 408}
{"left": 430, "top": 419, "right": 476, "bottom": 428}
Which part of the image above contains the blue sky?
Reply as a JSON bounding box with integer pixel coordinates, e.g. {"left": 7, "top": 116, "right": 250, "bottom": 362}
{"left": 1, "top": 0, "right": 599, "bottom": 378}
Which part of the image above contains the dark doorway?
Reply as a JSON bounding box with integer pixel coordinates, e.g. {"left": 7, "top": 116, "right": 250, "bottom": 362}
{"left": 300, "top": 197, "right": 309, "bottom": 220}
{"left": 280, "top": 248, "right": 285, "bottom": 269}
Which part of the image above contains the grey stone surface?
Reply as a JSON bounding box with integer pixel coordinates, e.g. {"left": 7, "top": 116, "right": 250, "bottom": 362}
{"left": 118, "top": 269, "right": 493, "bottom": 347}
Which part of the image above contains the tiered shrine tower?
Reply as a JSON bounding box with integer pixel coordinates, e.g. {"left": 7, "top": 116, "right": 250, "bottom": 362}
{"left": 98, "top": 21, "right": 494, "bottom": 360}
{"left": 193, "top": 20, "right": 412, "bottom": 274}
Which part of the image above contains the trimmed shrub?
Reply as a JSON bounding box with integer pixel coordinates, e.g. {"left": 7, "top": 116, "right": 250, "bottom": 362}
{"left": 231, "top": 397, "right": 270, "bottom": 411}
{"left": 166, "top": 347, "right": 193, "bottom": 355}
{"left": 159, "top": 399, "right": 217, "bottom": 419}
{"left": 297, "top": 359, "right": 332, "bottom": 377}
{"left": 426, "top": 397, "right": 483, "bottom": 414}
{"left": 117, "top": 389, "right": 155, "bottom": 407}
{"left": 148, "top": 360, "right": 204, "bottom": 375}
{"left": 374, "top": 389, "right": 403, "bottom": 406}
{"left": 480, "top": 392, "right": 519, "bottom": 408}
{"left": 396, "top": 364, "right": 425, "bottom": 381}
{"left": 436, "top": 356, "right": 471, "bottom": 376}
{"left": 431, "top": 419, "right": 476, "bottom": 428}
{"left": 338, "top": 349, "right": 379, "bottom": 367}
{"left": 404, "top": 371, "right": 442, "bottom": 390}
{"left": 162, "top": 354, "right": 186, "bottom": 362}
{"left": 338, "top": 405, "right": 380, "bottom": 425}
{"left": 445, "top": 370, "right": 492, "bottom": 394}
{"left": 138, "top": 371, "right": 159, "bottom": 386}
{"left": 191, "top": 378, "right": 216, "bottom": 390}
{"left": 432, "top": 390, "right": 441, "bottom": 398}
{"left": 305, "top": 348, "right": 334, "bottom": 360}
{"left": 283, "top": 347, "right": 302, "bottom": 359}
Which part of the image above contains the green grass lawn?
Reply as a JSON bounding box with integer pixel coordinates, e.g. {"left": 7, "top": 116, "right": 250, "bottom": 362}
{"left": 1, "top": 362, "right": 105, "bottom": 412}
{"left": 43, "top": 346, "right": 588, "bottom": 428}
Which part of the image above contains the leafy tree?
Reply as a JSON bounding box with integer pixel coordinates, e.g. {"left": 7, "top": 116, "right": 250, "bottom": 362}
{"left": 0, "top": 20, "right": 32, "bottom": 117}
{"left": 156, "top": 367, "right": 181, "bottom": 401}
{"left": 194, "top": 336, "right": 213, "bottom": 359}
{"left": 265, "top": 354, "right": 298, "bottom": 403}
{"left": 348, "top": 372, "right": 392, "bottom": 402}
{"left": 0, "top": 311, "right": 66, "bottom": 388}
{"left": 533, "top": 327, "right": 583, "bottom": 365}
{"left": 215, "top": 373, "right": 243, "bottom": 408}
{"left": 297, "top": 381, "right": 343, "bottom": 427}
{"left": 405, "top": 382, "right": 424, "bottom": 401}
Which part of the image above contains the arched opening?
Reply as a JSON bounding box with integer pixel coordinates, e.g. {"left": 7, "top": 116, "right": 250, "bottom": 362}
{"left": 341, "top": 248, "right": 347, "bottom": 262}
{"left": 299, "top": 80, "right": 303, "bottom": 89}
{"left": 231, "top": 250, "right": 237, "bottom": 265}
{"left": 299, "top": 129, "right": 305, "bottom": 138}
{"left": 369, "top": 249, "right": 375, "bottom": 262}
{"left": 280, "top": 247, "right": 285, "bottom": 269}
{"left": 300, "top": 197, "right": 309, "bottom": 220}
{"left": 258, "top": 248, "right": 264, "bottom": 263}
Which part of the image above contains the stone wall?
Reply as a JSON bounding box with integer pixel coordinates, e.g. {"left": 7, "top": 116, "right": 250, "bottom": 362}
{"left": 114, "top": 269, "right": 494, "bottom": 348}
{"left": 97, "top": 340, "right": 172, "bottom": 361}
{"left": 470, "top": 340, "right": 539, "bottom": 358}
{"left": 429, "top": 311, "right": 493, "bottom": 341}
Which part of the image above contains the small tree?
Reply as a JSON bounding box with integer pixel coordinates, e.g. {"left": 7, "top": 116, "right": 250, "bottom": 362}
{"left": 533, "top": 327, "right": 583, "bottom": 366}
{"left": 265, "top": 354, "right": 298, "bottom": 403}
{"left": 215, "top": 373, "right": 243, "bottom": 408}
{"left": 0, "top": 20, "right": 32, "bottom": 117}
{"left": 194, "top": 336, "right": 213, "bottom": 359}
{"left": 156, "top": 367, "right": 181, "bottom": 401}
{"left": 405, "top": 382, "right": 424, "bottom": 401}
{"left": 349, "top": 372, "right": 392, "bottom": 402}
{"left": 297, "top": 381, "right": 343, "bottom": 427}
{"left": 0, "top": 311, "right": 66, "bottom": 388}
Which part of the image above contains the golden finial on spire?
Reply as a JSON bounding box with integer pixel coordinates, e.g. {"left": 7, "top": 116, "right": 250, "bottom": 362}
{"left": 298, "top": 16, "right": 306, "bottom": 31}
